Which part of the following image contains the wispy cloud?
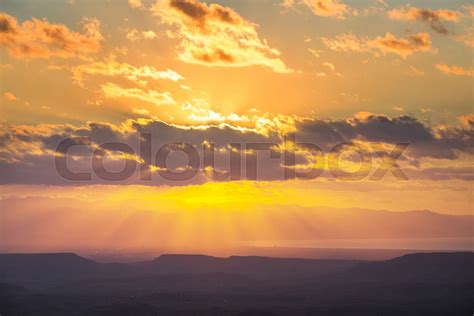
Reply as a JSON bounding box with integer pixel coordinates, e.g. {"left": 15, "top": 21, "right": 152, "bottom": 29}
{"left": 388, "top": 6, "right": 461, "bottom": 35}
{"left": 128, "top": 0, "right": 143, "bottom": 9}
{"left": 322, "top": 32, "right": 435, "bottom": 59}
{"left": 436, "top": 64, "right": 474, "bottom": 77}
{"left": 101, "top": 83, "right": 177, "bottom": 106}
{"left": 68, "top": 59, "right": 183, "bottom": 86}
{"left": 3, "top": 91, "right": 17, "bottom": 101}
{"left": 455, "top": 26, "right": 474, "bottom": 48}
{"left": 126, "top": 29, "right": 158, "bottom": 41}
{"left": 284, "top": 0, "right": 356, "bottom": 19}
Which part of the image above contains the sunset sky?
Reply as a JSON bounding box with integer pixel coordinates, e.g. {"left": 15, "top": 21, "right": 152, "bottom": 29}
{"left": 0, "top": 0, "right": 472, "bottom": 254}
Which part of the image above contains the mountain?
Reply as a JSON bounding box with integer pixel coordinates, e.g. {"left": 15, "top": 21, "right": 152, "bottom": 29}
{"left": 349, "top": 252, "right": 474, "bottom": 283}
{"left": 136, "top": 254, "right": 359, "bottom": 280}
{"left": 0, "top": 252, "right": 472, "bottom": 315}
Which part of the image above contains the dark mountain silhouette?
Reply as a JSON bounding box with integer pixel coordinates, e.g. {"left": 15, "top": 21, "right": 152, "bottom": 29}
{"left": 136, "top": 254, "right": 359, "bottom": 280}
{"left": 349, "top": 252, "right": 474, "bottom": 283}
{"left": 0, "top": 252, "right": 472, "bottom": 315}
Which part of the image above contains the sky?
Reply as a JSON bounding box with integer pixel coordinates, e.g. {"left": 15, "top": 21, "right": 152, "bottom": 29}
{"left": 0, "top": 0, "right": 473, "bottom": 254}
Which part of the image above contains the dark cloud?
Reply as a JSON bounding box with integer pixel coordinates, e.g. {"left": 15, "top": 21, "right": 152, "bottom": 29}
{"left": 295, "top": 114, "right": 473, "bottom": 159}
{"left": 388, "top": 7, "right": 461, "bottom": 35}
{"left": 417, "top": 9, "right": 449, "bottom": 34}
{"left": 169, "top": 0, "right": 208, "bottom": 21}
{"left": 0, "top": 115, "right": 472, "bottom": 185}
{"left": 0, "top": 13, "right": 16, "bottom": 33}
{"left": 168, "top": 0, "right": 241, "bottom": 27}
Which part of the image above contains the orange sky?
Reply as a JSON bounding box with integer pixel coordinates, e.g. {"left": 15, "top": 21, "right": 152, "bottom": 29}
{"left": 0, "top": 0, "right": 473, "bottom": 253}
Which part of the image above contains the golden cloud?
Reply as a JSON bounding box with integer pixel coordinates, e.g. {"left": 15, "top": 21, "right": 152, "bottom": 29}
{"left": 370, "top": 32, "right": 434, "bottom": 59}
{"left": 182, "top": 100, "right": 251, "bottom": 124}
{"left": 101, "top": 82, "right": 177, "bottom": 106}
{"left": 388, "top": 6, "right": 461, "bottom": 34}
{"left": 0, "top": 12, "right": 102, "bottom": 59}
{"left": 322, "top": 32, "right": 435, "bottom": 59}
{"left": 455, "top": 26, "right": 474, "bottom": 48}
{"left": 3, "top": 91, "right": 17, "bottom": 101}
{"left": 126, "top": 29, "right": 158, "bottom": 41}
{"left": 321, "top": 33, "right": 367, "bottom": 52}
{"left": 128, "top": 0, "right": 143, "bottom": 9}
{"left": 300, "top": 0, "right": 356, "bottom": 19}
{"left": 436, "top": 64, "right": 474, "bottom": 77}
{"left": 152, "top": 0, "right": 293, "bottom": 73}
{"left": 70, "top": 59, "right": 183, "bottom": 86}
{"left": 458, "top": 114, "right": 474, "bottom": 130}
{"left": 282, "top": 0, "right": 355, "bottom": 19}
{"left": 464, "top": 4, "right": 474, "bottom": 18}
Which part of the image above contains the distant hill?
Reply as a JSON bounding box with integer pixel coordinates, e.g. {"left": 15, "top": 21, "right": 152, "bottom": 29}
{"left": 1, "top": 251, "right": 473, "bottom": 285}
{"left": 349, "top": 252, "right": 474, "bottom": 283}
{"left": 0, "top": 252, "right": 472, "bottom": 315}
{"left": 0, "top": 253, "right": 98, "bottom": 279}
{"left": 137, "top": 254, "right": 359, "bottom": 280}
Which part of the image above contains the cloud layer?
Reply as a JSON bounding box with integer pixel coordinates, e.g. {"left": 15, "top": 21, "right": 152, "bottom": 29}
{"left": 0, "top": 113, "right": 472, "bottom": 185}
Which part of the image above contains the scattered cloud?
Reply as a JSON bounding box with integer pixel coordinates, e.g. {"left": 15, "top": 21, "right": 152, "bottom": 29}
{"left": 321, "top": 33, "right": 367, "bottom": 53}
{"left": 393, "top": 106, "right": 404, "bottom": 112}
{"left": 126, "top": 29, "right": 158, "bottom": 41}
{"left": 128, "top": 0, "right": 143, "bottom": 9}
{"left": 322, "top": 61, "right": 335, "bottom": 71}
{"left": 101, "top": 82, "right": 177, "bottom": 106}
{"left": 307, "top": 48, "right": 320, "bottom": 58}
{"left": 455, "top": 26, "right": 474, "bottom": 48}
{"left": 152, "top": 0, "right": 293, "bottom": 73}
{"left": 182, "top": 100, "right": 250, "bottom": 123}
{"left": 3, "top": 92, "right": 17, "bottom": 101}
{"left": 302, "top": 0, "right": 356, "bottom": 19}
{"left": 458, "top": 114, "right": 474, "bottom": 130}
{"left": 69, "top": 59, "right": 183, "bottom": 86}
{"left": 408, "top": 65, "right": 425, "bottom": 77}
{"left": 281, "top": 0, "right": 295, "bottom": 10}
{"left": 370, "top": 32, "right": 434, "bottom": 59}
{"left": 322, "top": 32, "right": 435, "bottom": 59}
{"left": 284, "top": 0, "right": 356, "bottom": 19}
{"left": 388, "top": 6, "right": 461, "bottom": 35}
{"left": 436, "top": 64, "right": 474, "bottom": 77}
{"left": 132, "top": 108, "right": 151, "bottom": 116}
{"left": 464, "top": 4, "right": 474, "bottom": 18}
{"left": 421, "top": 107, "right": 433, "bottom": 113}
{"left": 0, "top": 12, "right": 102, "bottom": 59}
{"left": 320, "top": 61, "right": 342, "bottom": 77}
{"left": 359, "top": 0, "right": 388, "bottom": 16}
